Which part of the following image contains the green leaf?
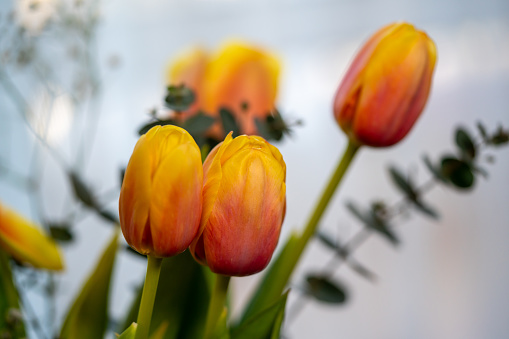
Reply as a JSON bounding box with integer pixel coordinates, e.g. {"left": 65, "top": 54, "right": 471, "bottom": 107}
{"left": 476, "top": 122, "right": 488, "bottom": 141}
{"left": 0, "top": 250, "right": 25, "bottom": 338}
{"left": 412, "top": 200, "right": 440, "bottom": 219}
{"left": 48, "top": 224, "right": 74, "bottom": 243}
{"left": 304, "top": 275, "right": 347, "bottom": 304}
{"left": 315, "top": 231, "right": 348, "bottom": 258}
{"left": 455, "top": 127, "right": 476, "bottom": 159}
{"left": 219, "top": 108, "right": 240, "bottom": 137}
{"left": 165, "top": 85, "right": 196, "bottom": 112}
{"left": 138, "top": 120, "right": 176, "bottom": 136}
{"left": 117, "top": 323, "right": 137, "bottom": 339}
{"left": 182, "top": 112, "right": 216, "bottom": 135}
{"left": 98, "top": 210, "right": 119, "bottom": 224}
{"left": 423, "top": 155, "right": 447, "bottom": 183}
{"left": 489, "top": 126, "right": 509, "bottom": 146}
{"left": 69, "top": 171, "right": 96, "bottom": 208}
{"left": 388, "top": 166, "right": 417, "bottom": 199}
{"left": 346, "top": 202, "right": 399, "bottom": 245}
{"left": 60, "top": 230, "right": 119, "bottom": 339}
{"left": 440, "top": 157, "right": 475, "bottom": 189}
{"left": 231, "top": 292, "right": 289, "bottom": 339}
{"left": 238, "top": 232, "right": 300, "bottom": 326}
{"left": 120, "top": 251, "right": 211, "bottom": 339}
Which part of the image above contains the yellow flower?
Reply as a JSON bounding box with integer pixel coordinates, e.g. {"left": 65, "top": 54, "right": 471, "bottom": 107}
{"left": 0, "top": 203, "right": 64, "bottom": 270}
{"left": 119, "top": 125, "right": 203, "bottom": 257}
{"left": 167, "top": 42, "right": 280, "bottom": 139}
{"left": 190, "top": 133, "right": 286, "bottom": 276}
{"left": 333, "top": 22, "right": 437, "bottom": 147}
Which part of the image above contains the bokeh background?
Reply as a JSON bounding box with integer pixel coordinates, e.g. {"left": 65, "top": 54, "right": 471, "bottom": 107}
{"left": 1, "top": 0, "right": 509, "bottom": 338}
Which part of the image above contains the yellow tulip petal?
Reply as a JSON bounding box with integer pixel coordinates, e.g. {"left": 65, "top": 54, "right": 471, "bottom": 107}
{"left": 0, "top": 204, "right": 64, "bottom": 270}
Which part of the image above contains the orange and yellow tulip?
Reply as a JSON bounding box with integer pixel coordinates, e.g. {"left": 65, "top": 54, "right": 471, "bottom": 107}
{"left": 0, "top": 203, "right": 64, "bottom": 270}
{"left": 167, "top": 42, "right": 280, "bottom": 138}
{"left": 333, "top": 22, "right": 437, "bottom": 147}
{"left": 119, "top": 125, "right": 203, "bottom": 257}
{"left": 190, "top": 133, "right": 286, "bottom": 276}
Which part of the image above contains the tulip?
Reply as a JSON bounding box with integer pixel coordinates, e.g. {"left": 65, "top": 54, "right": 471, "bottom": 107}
{"left": 190, "top": 133, "right": 286, "bottom": 276}
{"left": 166, "top": 42, "right": 280, "bottom": 138}
{"left": 119, "top": 125, "right": 203, "bottom": 257}
{"left": 333, "top": 22, "right": 437, "bottom": 147}
{"left": 0, "top": 203, "right": 64, "bottom": 270}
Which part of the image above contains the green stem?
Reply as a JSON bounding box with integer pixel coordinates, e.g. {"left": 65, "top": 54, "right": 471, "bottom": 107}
{"left": 204, "top": 274, "right": 231, "bottom": 339}
{"left": 134, "top": 256, "right": 163, "bottom": 339}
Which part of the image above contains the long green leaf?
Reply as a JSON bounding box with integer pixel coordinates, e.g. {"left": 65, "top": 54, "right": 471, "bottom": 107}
{"left": 0, "top": 249, "right": 25, "bottom": 338}
{"left": 60, "top": 230, "right": 119, "bottom": 339}
{"left": 120, "top": 251, "right": 211, "bottom": 339}
{"left": 232, "top": 292, "right": 289, "bottom": 339}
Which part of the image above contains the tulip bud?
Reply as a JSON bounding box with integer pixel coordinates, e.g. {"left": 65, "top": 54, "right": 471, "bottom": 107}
{"left": 333, "top": 22, "right": 437, "bottom": 147}
{"left": 0, "top": 203, "right": 64, "bottom": 270}
{"left": 190, "top": 134, "right": 286, "bottom": 276}
{"left": 119, "top": 125, "right": 203, "bottom": 257}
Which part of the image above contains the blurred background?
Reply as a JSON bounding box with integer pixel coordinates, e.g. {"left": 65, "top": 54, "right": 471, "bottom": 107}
{"left": 0, "top": 0, "right": 508, "bottom": 338}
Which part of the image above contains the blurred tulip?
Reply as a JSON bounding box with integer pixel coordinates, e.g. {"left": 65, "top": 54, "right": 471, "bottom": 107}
{"left": 333, "top": 22, "right": 437, "bottom": 147}
{"left": 190, "top": 133, "right": 286, "bottom": 276}
{"left": 119, "top": 125, "right": 203, "bottom": 257}
{"left": 0, "top": 203, "right": 64, "bottom": 270}
{"left": 166, "top": 42, "right": 280, "bottom": 138}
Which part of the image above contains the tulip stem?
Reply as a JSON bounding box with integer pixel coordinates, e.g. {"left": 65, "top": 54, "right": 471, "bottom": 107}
{"left": 204, "top": 274, "right": 231, "bottom": 339}
{"left": 135, "top": 255, "right": 163, "bottom": 339}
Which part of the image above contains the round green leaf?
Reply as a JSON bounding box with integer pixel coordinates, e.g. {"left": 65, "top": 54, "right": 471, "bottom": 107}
{"left": 441, "top": 157, "right": 475, "bottom": 189}
{"left": 305, "top": 275, "right": 347, "bottom": 304}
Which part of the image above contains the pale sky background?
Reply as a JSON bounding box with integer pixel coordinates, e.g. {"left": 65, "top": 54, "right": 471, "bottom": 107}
{"left": 1, "top": 0, "right": 509, "bottom": 338}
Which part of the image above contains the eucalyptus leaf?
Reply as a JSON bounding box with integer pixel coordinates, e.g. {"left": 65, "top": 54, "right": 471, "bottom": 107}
{"left": 182, "top": 112, "right": 216, "bottom": 135}
{"left": 48, "top": 225, "right": 74, "bottom": 243}
{"left": 304, "top": 275, "right": 347, "bottom": 304}
{"left": 388, "top": 166, "right": 417, "bottom": 199}
{"left": 69, "top": 171, "right": 96, "bottom": 208}
{"left": 220, "top": 108, "right": 240, "bottom": 137}
{"left": 423, "top": 155, "right": 447, "bottom": 183}
{"left": 440, "top": 157, "right": 475, "bottom": 189}
{"left": 231, "top": 292, "right": 289, "bottom": 339}
{"left": 164, "top": 85, "right": 196, "bottom": 112}
{"left": 60, "top": 230, "right": 119, "bottom": 339}
{"left": 455, "top": 127, "right": 476, "bottom": 159}
{"left": 346, "top": 202, "right": 399, "bottom": 245}
{"left": 476, "top": 122, "right": 488, "bottom": 141}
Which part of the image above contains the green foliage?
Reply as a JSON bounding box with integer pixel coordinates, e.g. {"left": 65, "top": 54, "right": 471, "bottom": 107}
{"left": 0, "top": 250, "right": 25, "bottom": 338}
{"left": 231, "top": 292, "right": 289, "bottom": 339}
{"left": 346, "top": 202, "right": 399, "bottom": 245}
{"left": 219, "top": 108, "right": 240, "bottom": 137}
{"left": 120, "top": 251, "right": 211, "bottom": 339}
{"left": 304, "top": 275, "right": 347, "bottom": 304}
{"left": 182, "top": 112, "right": 216, "bottom": 136}
{"left": 388, "top": 166, "right": 439, "bottom": 219}
{"left": 440, "top": 157, "right": 475, "bottom": 189}
{"left": 48, "top": 223, "right": 74, "bottom": 243}
{"left": 69, "top": 171, "right": 96, "bottom": 208}
{"left": 164, "top": 85, "right": 196, "bottom": 112}
{"left": 455, "top": 127, "right": 477, "bottom": 160}
{"left": 255, "top": 110, "right": 294, "bottom": 142}
{"left": 60, "top": 231, "right": 119, "bottom": 339}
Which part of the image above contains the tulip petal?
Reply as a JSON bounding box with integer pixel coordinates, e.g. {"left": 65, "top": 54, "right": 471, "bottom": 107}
{"left": 203, "top": 42, "right": 280, "bottom": 135}
{"left": 150, "top": 143, "right": 203, "bottom": 257}
{"left": 204, "top": 148, "right": 286, "bottom": 276}
{"left": 0, "top": 204, "right": 64, "bottom": 270}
